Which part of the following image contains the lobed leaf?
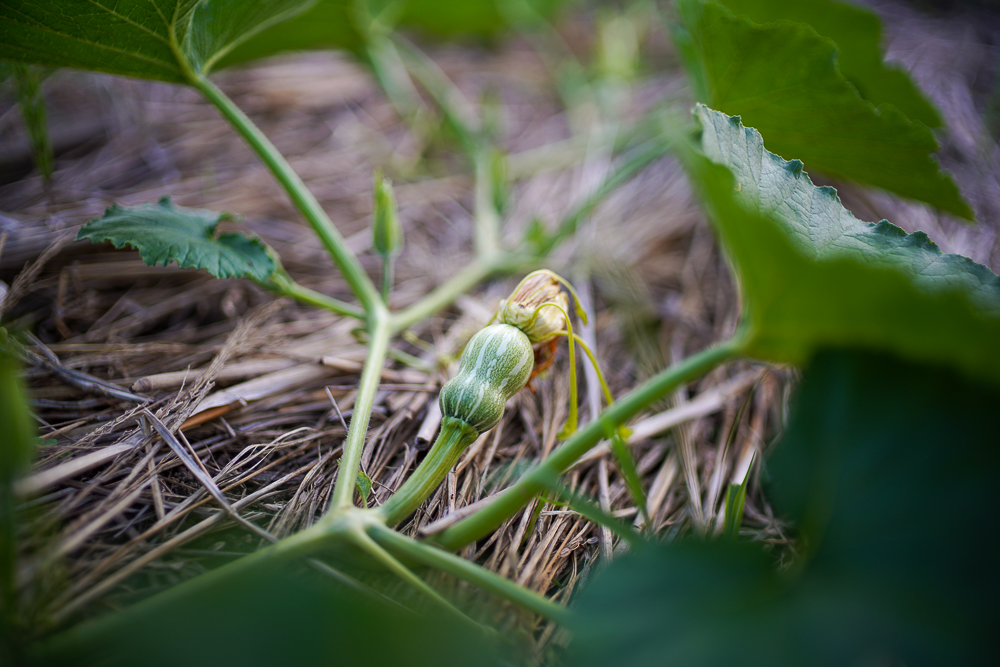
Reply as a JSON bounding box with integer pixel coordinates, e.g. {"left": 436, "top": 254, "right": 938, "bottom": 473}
{"left": 0, "top": 0, "right": 315, "bottom": 84}
{"left": 717, "top": 0, "right": 942, "bottom": 128}
{"left": 77, "top": 198, "right": 276, "bottom": 281}
{"left": 673, "top": 0, "right": 973, "bottom": 219}
{"left": 568, "top": 349, "right": 1000, "bottom": 667}
{"left": 685, "top": 105, "right": 1000, "bottom": 385}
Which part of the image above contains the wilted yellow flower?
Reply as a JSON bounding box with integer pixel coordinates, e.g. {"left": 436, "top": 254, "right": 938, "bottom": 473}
{"left": 497, "top": 270, "right": 569, "bottom": 344}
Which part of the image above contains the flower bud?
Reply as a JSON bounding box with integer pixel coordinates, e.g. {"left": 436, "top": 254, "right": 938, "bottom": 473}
{"left": 372, "top": 168, "right": 402, "bottom": 258}
{"left": 497, "top": 270, "right": 569, "bottom": 344}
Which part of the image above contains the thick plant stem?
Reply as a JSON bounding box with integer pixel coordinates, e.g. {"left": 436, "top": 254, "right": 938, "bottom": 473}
{"left": 434, "top": 339, "right": 743, "bottom": 550}
{"left": 329, "top": 311, "right": 392, "bottom": 511}
{"left": 191, "top": 75, "right": 381, "bottom": 314}
{"left": 368, "top": 522, "right": 571, "bottom": 624}
{"left": 378, "top": 416, "right": 479, "bottom": 526}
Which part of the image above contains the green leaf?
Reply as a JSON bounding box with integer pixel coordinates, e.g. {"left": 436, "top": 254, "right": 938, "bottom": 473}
{"left": 0, "top": 0, "right": 315, "bottom": 84}
{"left": 608, "top": 432, "right": 648, "bottom": 527}
{"left": 77, "top": 198, "right": 276, "bottom": 281}
{"left": 33, "top": 554, "right": 508, "bottom": 667}
{"left": 684, "top": 105, "right": 1000, "bottom": 385}
{"left": 1, "top": 339, "right": 35, "bottom": 640}
{"left": 673, "top": 0, "right": 973, "bottom": 219}
{"left": 568, "top": 349, "right": 1000, "bottom": 666}
{"left": 717, "top": 0, "right": 942, "bottom": 128}
{"left": 356, "top": 469, "right": 373, "bottom": 507}
{"left": 220, "top": 0, "right": 566, "bottom": 69}
{"left": 721, "top": 452, "right": 752, "bottom": 539}
{"left": 0, "top": 339, "right": 33, "bottom": 483}
{"left": 217, "top": 0, "right": 361, "bottom": 68}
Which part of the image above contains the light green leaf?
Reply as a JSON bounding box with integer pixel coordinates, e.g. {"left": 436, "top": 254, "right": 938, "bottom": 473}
{"left": 356, "top": 469, "right": 373, "bottom": 507}
{"left": 684, "top": 105, "right": 1000, "bottom": 385}
{"left": 673, "top": 0, "right": 973, "bottom": 219}
{"left": 0, "top": 0, "right": 315, "bottom": 84}
{"left": 77, "top": 198, "right": 276, "bottom": 281}
{"left": 717, "top": 0, "right": 941, "bottom": 128}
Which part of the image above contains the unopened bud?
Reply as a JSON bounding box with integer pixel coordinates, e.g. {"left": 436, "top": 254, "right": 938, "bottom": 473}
{"left": 497, "top": 270, "right": 569, "bottom": 344}
{"left": 372, "top": 168, "right": 403, "bottom": 257}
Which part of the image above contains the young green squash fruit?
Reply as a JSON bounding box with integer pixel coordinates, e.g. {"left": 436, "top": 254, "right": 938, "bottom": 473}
{"left": 439, "top": 323, "right": 534, "bottom": 434}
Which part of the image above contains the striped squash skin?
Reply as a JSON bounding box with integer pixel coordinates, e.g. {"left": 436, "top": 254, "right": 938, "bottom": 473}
{"left": 440, "top": 323, "right": 534, "bottom": 433}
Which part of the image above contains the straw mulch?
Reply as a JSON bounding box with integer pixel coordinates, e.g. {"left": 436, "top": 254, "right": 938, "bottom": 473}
{"left": 1, "top": 0, "right": 997, "bottom": 655}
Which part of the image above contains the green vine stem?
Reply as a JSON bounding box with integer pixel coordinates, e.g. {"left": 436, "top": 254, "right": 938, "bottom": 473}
{"left": 367, "top": 522, "right": 571, "bottom": 623}
{"left": 267, "top": 270, "right": 365, "bottom": 320}
{"left": 433, "top": 338, "right": 744, "bottom": 550}
{"left": 378, "top": 416, "right": 480, "bottom": 526}
{"left": 190, "top": 75, "right": 382, "bottom": 316}
{"left": 328, "top": 313, "right": 392, "bottom": 512}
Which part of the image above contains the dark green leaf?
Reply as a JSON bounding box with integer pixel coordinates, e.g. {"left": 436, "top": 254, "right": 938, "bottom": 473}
{"left": 1, "top": 340, "right": 35, "bottom": 646}
{"left": 0, "top": 339, "right": 33, "bottom": 483}
{"left": 33, "top": 554, "right": 508, "bottom": 667}
{"left": 673, "top": 0, "right": 972, "bottom": 219}
{"left": 717, "top": 0, "right": 941, "bottom": 128}
{"left": 78, "top": 198, "right": 276, "bottom": 281}
{"left": 0, "top": 0, "right": 315, "bottom": 83}
{"left": 568, "top": 349, "right": 1000, "bottom": 667}
{"left": 684, "top": 105, "right": 1000, "bottom": 385}
{"left": 220, "top": 0, "right": 566, "bottom": 69}
{"left": 216, "top": 0, "right": 362, "bottom": 68}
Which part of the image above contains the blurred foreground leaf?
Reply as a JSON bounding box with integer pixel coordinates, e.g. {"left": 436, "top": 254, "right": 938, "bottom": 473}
{"left": 686, "top": 105, "right": 1000, "bottom": 384}
{"left": 0, "top": 0, "right": 315, "bottom": 83}
{"left": 568, "top": 349, "right": 1000, "bottom": 667}
{"left": 78, "top": 198, "right": 276, "bottom": 281}
{"left": 1, "top": 342, "right": 35, "bottom": 661}
{"left": 35, "top": 557, "right": 507, "bottom": 667}
{"left": 673, "top": 0, "right": 972, "bottom": 218}
{"left": 717, "top": 0, "right": 942, "bottom": 128}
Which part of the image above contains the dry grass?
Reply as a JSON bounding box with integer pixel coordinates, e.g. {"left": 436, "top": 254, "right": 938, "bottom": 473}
{"left": 1, "top": 0, "right": 997, "bottom": 656}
